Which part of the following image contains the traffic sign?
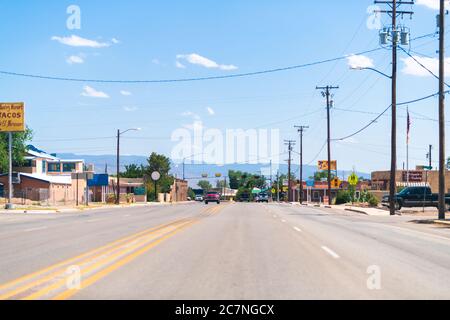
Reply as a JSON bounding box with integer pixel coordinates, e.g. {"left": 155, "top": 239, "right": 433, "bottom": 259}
{"left": 348, "top": 173, "right": 359, "bottom": 186}
{"left": 151, "top": 171, "right": 161, "bottom": 181}
{"left": 331, "top": 177, "right": 341, "bottom": 188}
{"left": 0, "top": 102, "right": 25, "bottom": 132}
{"left": 271, "top": 188, "right": 276, "bottom": 194}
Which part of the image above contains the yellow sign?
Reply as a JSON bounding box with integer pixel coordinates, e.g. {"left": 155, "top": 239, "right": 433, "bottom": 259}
{"left": 348, "top": 173, "right": 359, "bottom": 186}
{"left": 0, "top": 102, "right": 25, "bottom": 132}
{"left": 331, "top": 177, "right": 341, "bottom": 188}
{"left": 271, "top": 188, "right": 276, "bottom": 194}
{"left": 318, "top": 160, "right": 337, "bottom": 171}
{"left": 282, "top": 187, "right": 288, "bottom": 192}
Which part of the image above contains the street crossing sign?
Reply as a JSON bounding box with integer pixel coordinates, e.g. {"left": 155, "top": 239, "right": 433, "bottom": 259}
{"left": 348, "top": 173, "right": 359, "bottom": 186}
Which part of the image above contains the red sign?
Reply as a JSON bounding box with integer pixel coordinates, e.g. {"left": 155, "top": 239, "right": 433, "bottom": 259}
{"left": 403, "top": 171, "right": 423, "bottom": 183}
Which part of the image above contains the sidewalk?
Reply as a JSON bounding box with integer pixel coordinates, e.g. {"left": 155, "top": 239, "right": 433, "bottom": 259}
{"left": 0, "top": 201, "right": 195, "bottom": 215}
{"left": 288, "top": 202, "right": 391, "bottom": 216}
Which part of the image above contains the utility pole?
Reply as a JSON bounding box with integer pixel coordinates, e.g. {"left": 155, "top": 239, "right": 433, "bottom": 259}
{"left": 316, "top": 85, "right": 339, "bottom": 206}
{"left": 116, "top": 129, "right": 120, "bottom": 205}
{"left": 294, "top": 125, "right": 309, "bottom": 204}
{"left": 374, "top": 0, "right": 414, "bottom": 216}
{"left": 438, "top": 0, "right": 446, "bottom": 220}
{"left": 277, "top": 171, "right": 280, "bottom": 203}
{"left": 285, "top": 140, "right": 296, "bottom": 202}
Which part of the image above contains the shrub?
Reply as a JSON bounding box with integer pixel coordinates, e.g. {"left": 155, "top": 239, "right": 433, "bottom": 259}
{"left": 367, "top": 193, "right": 379, "bottom": 207}
{"left": 335, "top": 190, "right": 352, "bottom": 205}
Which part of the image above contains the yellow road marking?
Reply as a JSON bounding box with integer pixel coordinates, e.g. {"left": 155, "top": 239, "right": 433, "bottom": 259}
{"left": 53, "top": 220, "right": 197, "bottom": 300}
{"left": 0, "top": 203, "right": 225, "bottom": 300}
{"left": 0, "top": 219, "right": 190, "bottom": 300}
{"left": 23, "top": 220, "right": 195, "bottom": 300}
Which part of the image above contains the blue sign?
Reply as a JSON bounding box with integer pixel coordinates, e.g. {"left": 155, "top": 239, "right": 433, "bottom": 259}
{"left": 88, "top": 174, "right": 109, "bottom": 187}
{"left": 306, "top": 180, "right": 315, "bottom": 187}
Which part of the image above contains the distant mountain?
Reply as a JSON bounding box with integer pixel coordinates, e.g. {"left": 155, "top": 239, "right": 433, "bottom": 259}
{"left": 56, "top": 153, "right": 370, "bottom": 187}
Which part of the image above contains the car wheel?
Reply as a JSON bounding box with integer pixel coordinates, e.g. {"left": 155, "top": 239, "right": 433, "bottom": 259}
{"left": 217, "top": 201, "right": 220, "bottom": 204}
{"left": 205, "top": 201, "right": 208, "bottom": 205}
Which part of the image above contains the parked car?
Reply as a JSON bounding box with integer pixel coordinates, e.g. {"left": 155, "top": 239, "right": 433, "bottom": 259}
{"left": 238, "top": 193, "right": 251, "bottom": 202}
{"left": 256, "top": 193, "right": 269, "bottom": 203}
{"left": 382, "top": 186, "right": 450, "bottom": 210}
{"left": 195, "top": 195, "right": 204, "bottom": 202}
{"left": 204, "top": 191, "right": 221, "bottom": 204}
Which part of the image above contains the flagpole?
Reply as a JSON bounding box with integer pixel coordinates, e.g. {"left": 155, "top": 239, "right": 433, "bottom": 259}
{"left": 406, "top": 106, "right": 410, "bottom": 185}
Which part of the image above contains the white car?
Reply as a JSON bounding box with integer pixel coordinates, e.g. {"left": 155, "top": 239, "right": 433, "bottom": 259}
{"left": 195, "top": 195, "right": 204, "bottom": 202}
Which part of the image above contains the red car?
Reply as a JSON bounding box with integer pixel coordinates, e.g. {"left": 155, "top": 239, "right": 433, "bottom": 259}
{"left": 204, "top": 191, "right": 221, "bottom": 204}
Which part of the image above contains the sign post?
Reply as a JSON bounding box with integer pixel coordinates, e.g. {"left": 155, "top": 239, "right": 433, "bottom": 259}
{"left": 151, "top": 171, "right": 161, "bottom": 202}
{"left": 0, "top": 103, "right": 25, "bottom": 210}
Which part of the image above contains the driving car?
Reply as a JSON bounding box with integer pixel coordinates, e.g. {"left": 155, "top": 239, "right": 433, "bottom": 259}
{"left": 195, "top": 195, "right": 204, "bottom": 202}
{"left": 204, "top": 191, "right": 221, "bottom": 204}
{"left": 256, "top": 193, "right": 269, "bottom": 203}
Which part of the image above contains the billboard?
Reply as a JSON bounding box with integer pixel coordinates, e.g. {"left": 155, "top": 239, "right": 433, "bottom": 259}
{"left": 318, "top": 160, "right": 337, "bottom": 171}
{"left": 0, "top": 102, "right": 25, "bottom": 132}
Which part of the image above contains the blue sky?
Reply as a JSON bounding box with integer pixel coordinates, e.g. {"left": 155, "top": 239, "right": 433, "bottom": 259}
{"left": 0, "top": 0, "right": 447, "bottom": 173}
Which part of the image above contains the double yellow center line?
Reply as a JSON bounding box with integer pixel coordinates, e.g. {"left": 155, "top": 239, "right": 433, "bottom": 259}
{"left": 0, "top": 204, "right": 225, "bottom": 300}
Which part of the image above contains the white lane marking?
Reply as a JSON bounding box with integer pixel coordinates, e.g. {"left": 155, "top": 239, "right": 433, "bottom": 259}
{"left": 273, "top": 215, "right": 277, "bottom": 218}
{"left": 293, "top": 227, "right": 303, "bottom": 233}
{"left": 321, "top": 246, "right": 340, "bottom": 259}
{"left": 86, "top": 219, "right": 104, "bottom": 223}
{"left": 124, "top": 214, "right": 131, "bottom": 217}
{"left": 24, "top": 226, "right": 48, "bottom": 232}
{"left": 281, "top": 220, "right": 287, "bottom": 223}
{"left": 387, "top": 225, "right": 450, "bottom": 243}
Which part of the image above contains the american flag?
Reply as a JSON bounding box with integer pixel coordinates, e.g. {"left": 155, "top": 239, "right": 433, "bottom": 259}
{"left": 407, "top": 108, "right": 412, "bottom": 144}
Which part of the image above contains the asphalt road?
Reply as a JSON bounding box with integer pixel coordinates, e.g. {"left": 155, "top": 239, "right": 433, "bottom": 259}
{"left": 0, "top": 202, "right": 449, "bottom": 300}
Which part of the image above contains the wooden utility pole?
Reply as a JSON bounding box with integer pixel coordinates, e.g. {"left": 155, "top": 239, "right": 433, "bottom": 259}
{"left": 374, "top": 0, "right": 414, "bottom": 215}
{"left": 294, "top": 125, "right": 309, "bottom": 204}
{"left": 285, "top": 140, "right": 295, "bottom": 202}
{"left": 316, "top": 86, "right": 339, "bottom": 206}
{"left": 438, "top": 0, "right": 446, "bottom": 220}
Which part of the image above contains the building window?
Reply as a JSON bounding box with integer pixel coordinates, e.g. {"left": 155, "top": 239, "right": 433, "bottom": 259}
{"left": 42, "top": 160, "right": 47, "bottom": 173}
{"left": 48, "top": 163, "right": 61, "bottom": 173}
{"left": 63, "top": 163, "right": 76, "bottom": 173}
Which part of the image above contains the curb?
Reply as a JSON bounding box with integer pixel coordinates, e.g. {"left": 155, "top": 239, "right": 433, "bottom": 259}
{"left": 433, "top": 220, "right": 450, "bottom": 226}
{"left": 345, "top": 208, "right": 369, "bottom": 215}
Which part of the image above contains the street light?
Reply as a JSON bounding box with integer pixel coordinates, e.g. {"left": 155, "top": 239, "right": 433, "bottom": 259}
{"left": 182, "top": 153, "right": 204, "bottom": 180}
{"left": 350, "top": 66, "right": 392, "bottom": 79}
{"left": 116, "top": 128, "right": 141, "bottom": 205}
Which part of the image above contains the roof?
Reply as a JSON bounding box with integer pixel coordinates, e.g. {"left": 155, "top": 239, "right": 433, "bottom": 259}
{"left": 25, "top": 146, "right": 84, "bottom": 164}
{"left": 19, "top": 173, "right": 72, "bottom": 185}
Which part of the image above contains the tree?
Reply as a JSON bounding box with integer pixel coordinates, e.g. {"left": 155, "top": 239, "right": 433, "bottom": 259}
{"left": 198, "top": 180, "right": 213, "bottom": 191}
{"left": 120, "top": 164, "right": 145, "bottom": 178}
{"left": 0, "top": 128, "right": 33, "bottom": 174}
{"left": 310, "top": 171, "right": 335, "bottom": 182}
{"left": 144, "top": 152, "right": 174, "bottom": 200}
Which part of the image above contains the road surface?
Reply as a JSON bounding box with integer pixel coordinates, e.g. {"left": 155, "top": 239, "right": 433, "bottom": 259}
{"left": 0, "top": 202, "right": 449, "bottom": 300}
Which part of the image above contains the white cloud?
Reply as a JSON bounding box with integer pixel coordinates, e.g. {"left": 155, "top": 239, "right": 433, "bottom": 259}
{"left": 66, "top": 55, "right": 84, "bottom": 65}
{"left": 347, "top": 54, "right": 374, "bottom": 69}
{"left": 206, "top": 107, "right": 215, "bottom": 116}
{"left": 81, "top": 85, "right": 109, "bottom": 98}
{"left": 111, "top": 38, "right": 120, "bottom": 44}
{"left": 181, "top": 111, "right": 201, "bottom": 120}
{"left": 152, "top": 59, "right": 160, "bottom": 65}
{"left": 52, "top": 35, "right": 110, "bottom": 48}
{"left": 120, "top": 90, "right": 132, "bottom": 96}
{"left": 176, "top": 61, "right": 186, "bottom": 69}
{"left": 401, "top": 56, "right": 450, "bottom": 77}
{"left": 123, "top": 106, "right": 138, "bottom": 112}
{"left": 416, "top": 0, "right": 439, "bottom": 10}
{"left": 176, "top": 53, "right": 238, "bottom": 71}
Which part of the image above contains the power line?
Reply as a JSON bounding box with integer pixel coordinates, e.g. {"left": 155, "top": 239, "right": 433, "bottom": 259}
{"left": 333, "top": 90, "right": 450, "bottom": 141}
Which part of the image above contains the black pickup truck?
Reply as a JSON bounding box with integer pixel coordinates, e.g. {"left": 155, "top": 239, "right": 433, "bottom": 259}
{"left": 382, "top": 186, "right": 450, "bottom": 210}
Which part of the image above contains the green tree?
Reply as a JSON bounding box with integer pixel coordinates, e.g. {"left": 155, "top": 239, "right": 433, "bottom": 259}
{"left": 310, "top": 171, "right": 335, "bottom": 182}
{"left": 198, "top": 180, "right": 213, "bottom": 191}
{"left": 145, "top": 152, "right": 174, "bottom": 200}
{"left": 0, "top": 129, "right": 33, "bottom": 173}
{"left": 120, "top": 164, "right": 145, "bottom": 178}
